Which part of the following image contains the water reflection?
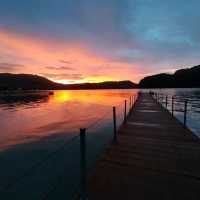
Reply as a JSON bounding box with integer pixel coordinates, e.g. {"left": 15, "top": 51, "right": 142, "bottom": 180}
{"left": 0, "top": 91, "right": 50, "bottom": 109}
{"left": 0, "top": 89, "right": 137, "bottom": 200}
{"left": 0, "top": 89, "right": 138, "bottom": 150}
{"left": 1, "top": 88, "right": 200, "bottom": 200}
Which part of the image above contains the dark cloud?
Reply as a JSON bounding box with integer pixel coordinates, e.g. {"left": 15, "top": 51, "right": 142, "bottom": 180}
{"left": 127, "top": 0, "right": 200, "bottom": 68}
{"left": 0, "top": 62, "right": 24, "bottom": 71}
{"left": 0, "top": 0, "right": 134, "bottom": 49}
{"left": 41, "top": 73, "right": 84, "bottom": 80}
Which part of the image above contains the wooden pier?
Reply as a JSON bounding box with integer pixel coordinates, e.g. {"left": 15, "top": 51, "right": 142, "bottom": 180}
{"left": 87, "top": 93, "right": 200, "bottom": 200}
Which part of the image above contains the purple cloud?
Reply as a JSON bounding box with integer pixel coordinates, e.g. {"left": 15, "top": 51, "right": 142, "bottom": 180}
{"left": 0, "top": 62, "right": 24, "bottom": 72}
{"left": 45, "top": 66, "right": 74, "bottom": 70}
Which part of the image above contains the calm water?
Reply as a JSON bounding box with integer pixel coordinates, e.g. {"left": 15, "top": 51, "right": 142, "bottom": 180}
{"left": 0, "top": 88, "right": 200, "bottom": 200}
{"left": 0, "top": 89, "right": 138, "bottom": 200}
{"left": 149, "top": 88, "right": 200, "bottom": 137}
{"left": 0, "top": 90, "right": 138, "bottom": 150}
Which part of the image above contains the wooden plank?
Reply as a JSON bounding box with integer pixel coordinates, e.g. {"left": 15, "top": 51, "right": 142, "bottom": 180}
{"left": 87, "top": 93, "right": 200, "bottom": 200}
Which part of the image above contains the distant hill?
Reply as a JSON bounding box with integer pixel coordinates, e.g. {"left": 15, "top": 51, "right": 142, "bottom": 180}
{"left": 0, "top": 73, "right": 61, "bottom": 90}
{"left": 139, "top": 65, "right": 200, "bottom": 88}
{"left": 64, "top": 81, "right": 137, "bottom": 90}
{"left": 0, "top": 73, "right": 137, "bottom": 90}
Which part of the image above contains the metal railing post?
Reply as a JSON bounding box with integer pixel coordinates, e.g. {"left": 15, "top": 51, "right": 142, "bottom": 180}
{"left": 113, "top": 107, "right": 117, "bottom": 143}
{"left": 172, "top": 96, "right": 174, "bottom": 116}
{"left": 166, "top": 95, "right": 168, "bottom": 108}
{"left": 184, "top": 100, "right": 188, "bottom": 128}
{"left": 124, "top": 100, "right": 127, "bottom": 124}
{"left": 80, "top": 128, "right": 87, "bottom": 200}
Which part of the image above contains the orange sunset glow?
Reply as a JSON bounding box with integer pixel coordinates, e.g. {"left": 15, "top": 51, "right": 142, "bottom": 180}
{"left": 0, "top": 28, "right": 142, "bottom": 84}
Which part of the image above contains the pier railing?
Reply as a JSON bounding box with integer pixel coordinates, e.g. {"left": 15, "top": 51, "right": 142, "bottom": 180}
{"left": 78, "top": 92, "right": 139, "bottom": 199}
{"left": 150, "top": 92, "right": 192, "bottom": 128}
{"left": 0, "top": 92, "right": 139, "bottom": 200}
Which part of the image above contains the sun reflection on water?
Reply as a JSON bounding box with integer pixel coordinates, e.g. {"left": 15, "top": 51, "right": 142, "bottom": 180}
{"left": 0, "top": 89, "right": 138, "bottom": 150}
{"left": 52, "top": 91, "right": 71, "bottom": 102}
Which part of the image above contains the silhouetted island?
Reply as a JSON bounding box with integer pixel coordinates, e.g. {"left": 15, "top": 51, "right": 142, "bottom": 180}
{"left": 0, "top": 73, "right": 137, "bottom": 90}
{"left": 139, "top": 65, "right": 200, "bottom": 88}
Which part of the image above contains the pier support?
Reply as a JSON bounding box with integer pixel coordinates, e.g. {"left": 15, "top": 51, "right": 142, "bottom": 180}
{"left": 113, "top": 107, "right": 117, "bottom": 144}
{"left": 184, "top": 100, "right": 188, "bottom": 128}
{"left": 172, "top": 96, "right": 174, "bottom": 116}
{"left": 80, "top": 128, "right": 87, "bottom": 200}
{"left": 166, "top": 95, "right": 168, "bottom": 108}
{"left": 124, "top": 100, "right": 127, "bottom": 124}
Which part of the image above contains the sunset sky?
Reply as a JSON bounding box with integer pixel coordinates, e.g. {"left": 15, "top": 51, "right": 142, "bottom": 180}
{"left": 0, "top": 0, "right": 200, "bottom": 83}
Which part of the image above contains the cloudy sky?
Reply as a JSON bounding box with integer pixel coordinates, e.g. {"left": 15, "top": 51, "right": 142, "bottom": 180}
{"left": 0, "top": 0, "right": 200, "bottom": 83}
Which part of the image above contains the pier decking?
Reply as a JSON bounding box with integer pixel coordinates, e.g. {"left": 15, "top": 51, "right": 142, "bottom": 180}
{"left": 87, "top": 93, "right": 200, "bottom": 200}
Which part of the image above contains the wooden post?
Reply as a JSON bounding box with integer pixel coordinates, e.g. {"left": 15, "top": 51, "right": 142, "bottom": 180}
{"left": 129, "top": 96, "right": 132, "bottom": 111}
{"left": 124, "top": 100, "right": 127, "bottom": 124}
{"left": 184, "top": 100, "right": 188, "bottom": 128}
{"left": 113, "top": 107, "right": 117, "bottom": 143}
{"left": 132, "top": 95, "right": 134, "bottom": 108}
{"left": 166, "top": 95, "right": 168, "bottom": 108}
{"left": 80, "top": 128, "right": 87, "bottom": 200}
{"left": 160, "top": 94, "right": 162, "bottom": 104}
{"left": 172, "top": 96, "right": 174, "bottom": 116}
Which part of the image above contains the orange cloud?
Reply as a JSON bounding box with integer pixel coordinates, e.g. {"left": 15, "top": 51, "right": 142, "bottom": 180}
{"left": 0, "top": 28, "right": 142, "bottom": 83}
